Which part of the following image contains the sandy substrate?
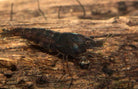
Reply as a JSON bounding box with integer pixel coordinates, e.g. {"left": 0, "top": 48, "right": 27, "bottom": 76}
{"left": 0, "top": 0, "right": 138, "bottom": 89}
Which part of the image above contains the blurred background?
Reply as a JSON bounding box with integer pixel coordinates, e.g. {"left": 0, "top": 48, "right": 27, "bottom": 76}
{"left": 0, "top": 0, "right": 137, "bottom": 20}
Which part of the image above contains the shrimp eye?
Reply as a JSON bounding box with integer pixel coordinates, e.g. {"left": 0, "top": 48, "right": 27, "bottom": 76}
{"left": 85, "top": 40, "right": 91, "bottom": 45}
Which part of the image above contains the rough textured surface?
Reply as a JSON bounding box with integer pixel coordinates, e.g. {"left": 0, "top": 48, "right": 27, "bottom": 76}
{"left": 0, "top": 0, "right": 138, "bottom": 89}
